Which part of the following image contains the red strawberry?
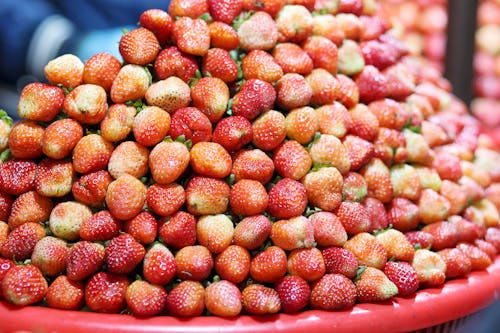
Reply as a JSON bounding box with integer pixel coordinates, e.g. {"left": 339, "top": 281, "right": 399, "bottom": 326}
{"left": 242, "top": 49, "right": 283, "bottom": 83}
{"left": 310, "top": 273, "right": 356, "bottom": 310}
{"left": 237, "top": 11, "right": 279, "bottom": 51}
{"left": 125, "top": 280, "right": 167, "bottom": 317}
{"left": 119, "top": 27, "right": 160, "bottom": 65}
{"left": 233, "top": 214, "right": 272, "bottom": 250}
{"left": 83, "top": 52, "right": 122, "bottom": 92}
{"left": 1, "top": 222, "right": 46, "bottom": 260}
{"left": 383, "top": 63, "right": 416, "bottom": 101}
{"left": 185, "top": 176, "right": 230, "bottom": 216}
{"left": 143, "top": 243, "right": 176, "bottom": 285}
{"left": 139, "top": 9, "right": 173, "bottom": 45}
{"left": 191, "top": 77, "right": 230, "bottom": 123}
{"left": 275, "top": 4, "right": 313, "bottom": 43}
{"left": 85, "top": 271, "right": 129, "bottom": 313}
{"left": 387, "top": 197, "right": 419, "bottom": 232}
{"left": 72, "top": 134, "right": 114, "bottom": 174}
{"left": 232, "top": 149, "right": 275, "bottom": 184}
{"left": 432, "top": 151, "right": 462, "bottom": 182}
{"left": 41, "top": 118, "right": 83, "bottom": 159}
{"left": 361, "top": 158, "right": 394, "bottom": 203}
{"left": 79, "top": 210, "right": 122, "bottom": 242}
{"left": 355, "top": 65, "right": 389, "bottom": 103}
{"left": 147, "top": 183, "right": 185, "bottom": 217}
{"left": 168, "top": 0, "right": 208, "bottom": 18}
{"left": 485, "top": 227, "right": 500, "bottom": 251}
{"left": 149, "top": 141, "right": 190, "bottom": 185}
{"left": 154, "top": 47, "right": 199, "bottom": 82}
{"left": 241, "top": 283, "right": 281, "bottom": 315}
{"left": 309, "top": 134, "right": 351, "bottom": 174}
{"left": 287, "top": 247, "right": 325, "bottom": 282}
{"left": 105, "top": 233, "right": 146, "bottom": 274}
{"left": 66, "top": 241, "right": 105, "bottom": 281}
{"left": 2, "top": 264, "right": 48, "bottom": 306}
{"left": 311, "top": 13, "right": 344, "bottom": 46}
{"left": 344, "top": 232, "right": 387, "bottom": 270}
{"left": 229, "top": 179, "right": 268, "bottom": 216}
{"left": 404, "top": 231, "right": 434, "bottom": 250}
{"left": 31, "top": 236, "right": 68, "bottom": 277}
{"left": 166, "top": 280, "right": 205, "bottom": 317}
{"left": 275, "top": 74, "right": 313, "bottom": 111}
{"left": 196, "top": 214, "right": 234, "bottom": 254}
{"left": 110, "top": 64, "right": 150, "bottom": 104}
{"left": 360, "top": 39, "right": 398, "bottom": 71}
{"left": 64, "top": 84, "right": 108, "bottom": 125}
{"left": 321, "top": 246, "right": 358, "bottom": 278}
{"left": 107, "top": 141, "right": 149, "bottom": 179}
{"left": 8, "top": 190, "right": 53, "bottom": 230}
{"left": 175, "top": 245, "right": 214, "bottom": 281}
{"left": 212, "top": 116, "right": 253, "bottom": 153}
{"left": 173, "top": 17, "right": 210, "bottom": 56}
{"left": 475, "top": 239, "right": 497, "bottom": 261}
{"left": 315, "top": 103, "right": 352, "bottom": 138}
{"left": 202, "top": 48, "right": 239, "bottom": 83}
{"left": 448, "top": 215, "right": 483, "bottom": 243}
{"left": 267, "top": 178, "right": 307, "bottom": 219}
{"left": 17, "top": 82, "right": 64, "bottom": 121}
{"left": 0, "top": 159, "right": 37, "bottom": 196}
{"left": 159, "top": 211, "right": 197, "bottom": 249}
{"left": 456, "top": 242, "right": 492, "bottom": 271}
{"left": 336, "top": 202, "right": 371, "bottom": 235}
{"left": 72, "top": 170, "right": 113, "bottom": 208}
{"left": 232, "top": 79, "right": 276, "bottom": 121}
{"left": 390, "top": 164, "right": 422, "bottom": 201}
{"left": 302, "top": 167, "right": 343, "bottom": 211}
{"left": 241, "top": 0, "right": 285, "bottom": 17}
{"left": 46, "top": 275, "right": 84, "bottom": 310}
{"left": 145, "top": 77, "right": 191, "bottom": 115}
{"left": 190, "top": 142, "right": 232, "bottom": 178}
{"left": 302, "top": 36, "right": 338, "bottom": 74}
{"left": 215, "top": 245, "right": 251, "bottom": 284}
{"left": 438, "top": 248, "right": 472, "bottom": 279}
{"left": 343, "top": 135, "right": 375, "bottom": 171}
{"left": 421, "top": 221, "right": 459, "bottom": 251}
{"left": 383, "top": 261, "right": 419, "bottom": 297}
{"left": 336, "top": 73, "right": 360, "bottom": 109}
{"left": 273, "top": 140, "right": 311, "bottom": 180}
{"left": 349, "top": 103, "right": 380, "bottom": 142}
{"left": 274, "top": 275, "right": 310, "bottom": 313}
{"left": 355, "top": 267, "right": 398, "bottom": 303}
{"left": 250, "top": 246, "right": 287, "bottom": 283}
{"left": 168, "top": 107, "right": 212, "bottom": 144}
{"left": 342, "top": 171, "right": 368, "bottom": 202}
{"left": 309, "top": 212, "right": 347, "bottom": 247}
{"left": 375, "top": 229, "right": 415, "bottom": 262}
{"left": 270, "top": 216, "right": 314, "bottom": 251}
{"left": 284, "top": 106, "right": 318, "bottom": 145}
{"left": 368, "top": 99, "right": 409, "bottom": 131}
{"left": 411, "top": 249, "right": 446, "bottom": 287}
{"left": 34, "top": 158, "right": 74, "bottom": 198}
{"left": 209, "top": 21, "right": 239, "bottom": 50}
{"left": 272, "top": 43, "right": 313, "bottom": 75}
{"left": 44, "top": 54, "right": 84, "bottom": 88}
{"left": 362, "top": 197, "right": 389, "bottom": 232}
{"left": 105, "top": 174, "right": 147, "bottom": 221}
{"left": 337, "top": 0, "right": 363, "bottom": 14}
{"left": 204, "top": 280, "right": 242, "bottom": 317}
{"left": 0, "top": 193, "right": 13, "bottom": 223}
{"left": 305, "top": 68, "right": 339, "bottom": 106}
{"left": 8, "top": 120, "right": 44, "bottom": 159}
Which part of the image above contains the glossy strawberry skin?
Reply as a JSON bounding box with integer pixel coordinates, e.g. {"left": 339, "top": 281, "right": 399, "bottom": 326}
{"left": 274, "top": 275, "right": 310, "bottom": 313}
{"left": 105, "top": 233, "right": 146, "bottom": 274}
{"left": 84, "top": 271, "right": 129, "bottom": 314}
{"left": 2, "top": 264, "right": 48, "bottom": 306}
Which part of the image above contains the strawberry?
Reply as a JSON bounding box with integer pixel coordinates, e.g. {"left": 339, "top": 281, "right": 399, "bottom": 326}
{"left": 343, "top": 134, "right": 375, "bottom": 171}
{"left": 202, "top": 48, "right": 239, "bottom": 83}
{"left": 168, "top": 0, "right": 208, "bottom": 18}
{"left": 215, "top": 245, "right": 251, "bottom": 284}
{"left": 232, "top": 149, "right": 275, "bottom": 184}
{"left": 175, "top": 245, "right": 214, "bottom": 281}
{"left": 309, "top": 211, "right": 347, "bottom": 247}
{"left": 139, "top": 9, "right": 173, "bottom": 45}
{"left": 285, "top": 106, "right": 318, "bottom": 145}
{"left": 63, "top": 84, "right": 108, "bottom": 125}
{"left": 166, "top": 280, "right": 205, "bottom": 317}
{"left": 205, "top": 280, "right": 242, "bottom": 317}
{"left": 274, "top": 275, "right": 310, "bottom": 313}
{"left": 355, "top": 267, "right": 398, "bottom": 303}
{"left": 8, "top": 121, "right": 43, "bottom": 160}
{"left": 275, "top": 74, "right": 313, "bottom": 111}
{"left": 321, "top": 246, "right": 358, "bottom": 278}
{"left": 337, "top": 39, "right": 365, "bottom": 76}
{"left": 79, "top": 210, "right": 122, "bottom": 242}
{"left": 475, "top": 239, "right": 497, "bottom": 261}
{"left": 390, "top": 164, "right": 422, "bottom": 201}
{"left": 456, "top": 242, "right": 492, "bottom": 271}
{"left": 125, "top": 211, "right": 158, "bottom": 244}
{"left": 145, "top": 77, "right": 191, "bottom": 115}
{"left": 173, "top": 17, "right": 210, "bottom": 56}
{"left": 241, "top": 284, "right": 280, "bottom": 315}
{"left": 336, "top": 13, "right": 362, "bottom": 40}
{"left": 421, "top": 120, "right": 450, "bottom": 148}
{"left": 437, "top": 248, "right": 472, "bottom": 279}
{"left": 348, "top": 104, "right": 380, "bottom": 142}
{"left": 418, "top": 189, "right": 451, "bottom": 225}
{"left": 272, "top": 43, "right": 313, "bottom": 75}
{"left": 149, "top": 141, "right": 190, "bottom": 184}
{"left": 159, "top": 211, "right": 197, "bottom": 249}
{"left": 449, "top": 215, "right": 483, "bottom": 244}
{"left": 48, "top": 201, "right": 93, "bottom": 240}
{"left": 383, "top": 63, "right": 416, "bottom": 101}
{"left": 310, "top": 273, "right": 357, "bottom": 310}
{"left": 85, "top": 271, "right": 129, "bottom": 313}
{"left": 0, "top": 161, "right": 36, "bottom": 197}
{"left": 302, "top": 36, "right": 338, "bottom": 74}
{"left": 44, "top": 54, "right": 84, "bottom": 88}
{"left": 485, "top": 227, "right": 500, "bottom": 251}
{"left": 125, "top": 280, "right": 167, "bottom": 317}
{"left": 411, "top": 249, "right": 447, "bottom": 287}
{"left": 251, "top": 110, "right": 287, "bottom": 151}
{"left": 212, "top": 116, "right": 252, "bottom": 152}
{"left": 72, "top": 134, "right": 114, "bottom": 174}
{"left": 196, "top": 214, "right": 234, "bottom": 254}
{"left": 108, "top": 141, "right": 149, "bottom": 179}
{"left": 146, "top": 183, "right": 185, "bottom": 217}
{"left": 368, "top": 99, "right": 409, "bottom": 131}
{"left": 432, "top": 151, "right": 463, "bottom": 182}
{"left": 361, "top": 158, "right": 394, "bottom": 203}
{"left": 190, "top": 142, "right": 232, "bottom": 179}
{"left": 374, "top": 128, "right": 409, "bottom": 166}
{"left": 275, "top": 5, "right": 313, "bottom": 43}
{"left": 242, "top": 49, "right": 283, "bottom": 83}
{"left": 31, "top": 236, "right": 68, "bottom": 277}
{"left": 8, "top": 190, "right": 53, "bottom": 230}
{"left": 375, "top": 229, "right": 415, "bottom": 262}
{"left": 229, "top": 179, "right": 268, "bottom": 216}
{"left": 337, "top": 0, "right": 363, "bottom": 14}
{"left": 34, "top": 159, "right": 73, "bottom": 198}
{"left": 237, "top": 11, "right": 279, "bottom": 51}
{"left": 2, "top": 264, "right": 48, "bottom": 306}
{"left": 105, "top": 233, "right": 145, "bottom": 274}
{"left": 267, "top": 178, "right": 307, "bottom": 219}
{"left": 168, "top": 107, "right": 212, "bottom": 144}
{"left": 383, "top": 261, "right": 419, "bottom": 297}
{"left": 309, "top": 134, "right": 351, "bottom": 174}
{"left": 360, "top": 39, "right": 399, "bottom": 71}
{"left": 461, "top": 160, "right": 492, "bottom": 190}
{"left": 273, "top": 140, "right": 311, "bottom": 180}
{"left": 311, "top": 14, "right": 345, "bottom": 46}
{"left": 72, "top": 170, "right": 113, "bottom": 208}
{"left": 0, "top": 193, "right": 13, "bottom": 222}
{"left": 110, "top": 64, "right": 150, "bottom": 104}
{"left": 191, "top": 77, "right": 230, "bottom": 123}
{"left": 233, "top": 214, "right": 272, "bottom": 250}
{"left": 302, "top": 167, "right": 343, "bottom": 211}
{"left": 119, "top": 27, "right": 160, "bottom": 66}
{"left": 241, "top": 0, "right": 285, "bottom": 17}
{"left": 209, "top": 22, "right": 239, "bottom": 50}
{"left": 387, "top": 197, "right": 419, "bottom": 232}
{"left": 250, "top": 246, "right": 287, "bottom": 283}
{"left": 421, "top": 221, "right": 459, "bottom": 251}
{"left": 232, "top": 79, "right": 276, "bottom": 121}
{"left": 1, "top": 222, "right": 45, "bottom": 260}
{"left": 286, "top": 0, "right": 316, "bottom": 11}
{"left": 154, "top": 47, "right": 199, "bottom": 82}
{"left": 405, "top": 231, "right": 434, "bottom": 250}
{"left": 305, "top": 68, "right": 340, "bottom": 106}
{"left": 83, "top": 52, "right": 122, "bottom": 92}
{"left": 185, "top": 176, "right": 230, "bottom": 215}
{"left": 459, "top": 177, "right": 486, "bottom": 207}
{"left": 342, "top": 171, "right": 368, "bottom": 202}
{"left": 344, "top": 232, "right": 387, "bottom": 270}
{"left": 315, "top": 102, "right": 352, "bottom": 138}
{"left": 415, "top": 166, "right": 442, "bottom": 192}
{"left": 336, "top": 202, "right": 371, "bottom": 235}
{"left": 355, "top": 65, "right": 389, "bottom": 103}
{"left": 363, "top": 197, "right": 389, "bottom": 232}
{"left": 46, "top": 275, "right": 84, "bottom": 310}
{"left": 41, "top": 118, "right": 83, "bottom": 159}
{"left": 66, "top": 241, "right": 105, "bottom": 281}
{"left": 270, "top": 216, "right": 314, "bottom": 250}
{"left": 287, "top": 247, "right": 325, "bottom": 282}
{"left": 17, "top": 82, "right": 64, "bottom": 122}
{"left": 105, "top": 174, "right": 147, "bottom": 221}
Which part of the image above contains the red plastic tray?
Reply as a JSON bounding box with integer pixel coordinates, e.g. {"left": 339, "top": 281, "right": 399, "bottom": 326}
{"left": 1, "top": 256, "right": 500, "bottom": 333}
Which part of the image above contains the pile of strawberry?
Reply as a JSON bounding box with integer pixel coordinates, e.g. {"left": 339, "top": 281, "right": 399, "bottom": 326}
{"left": 1, "top": 0, "right": 500, "bottom": 319}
